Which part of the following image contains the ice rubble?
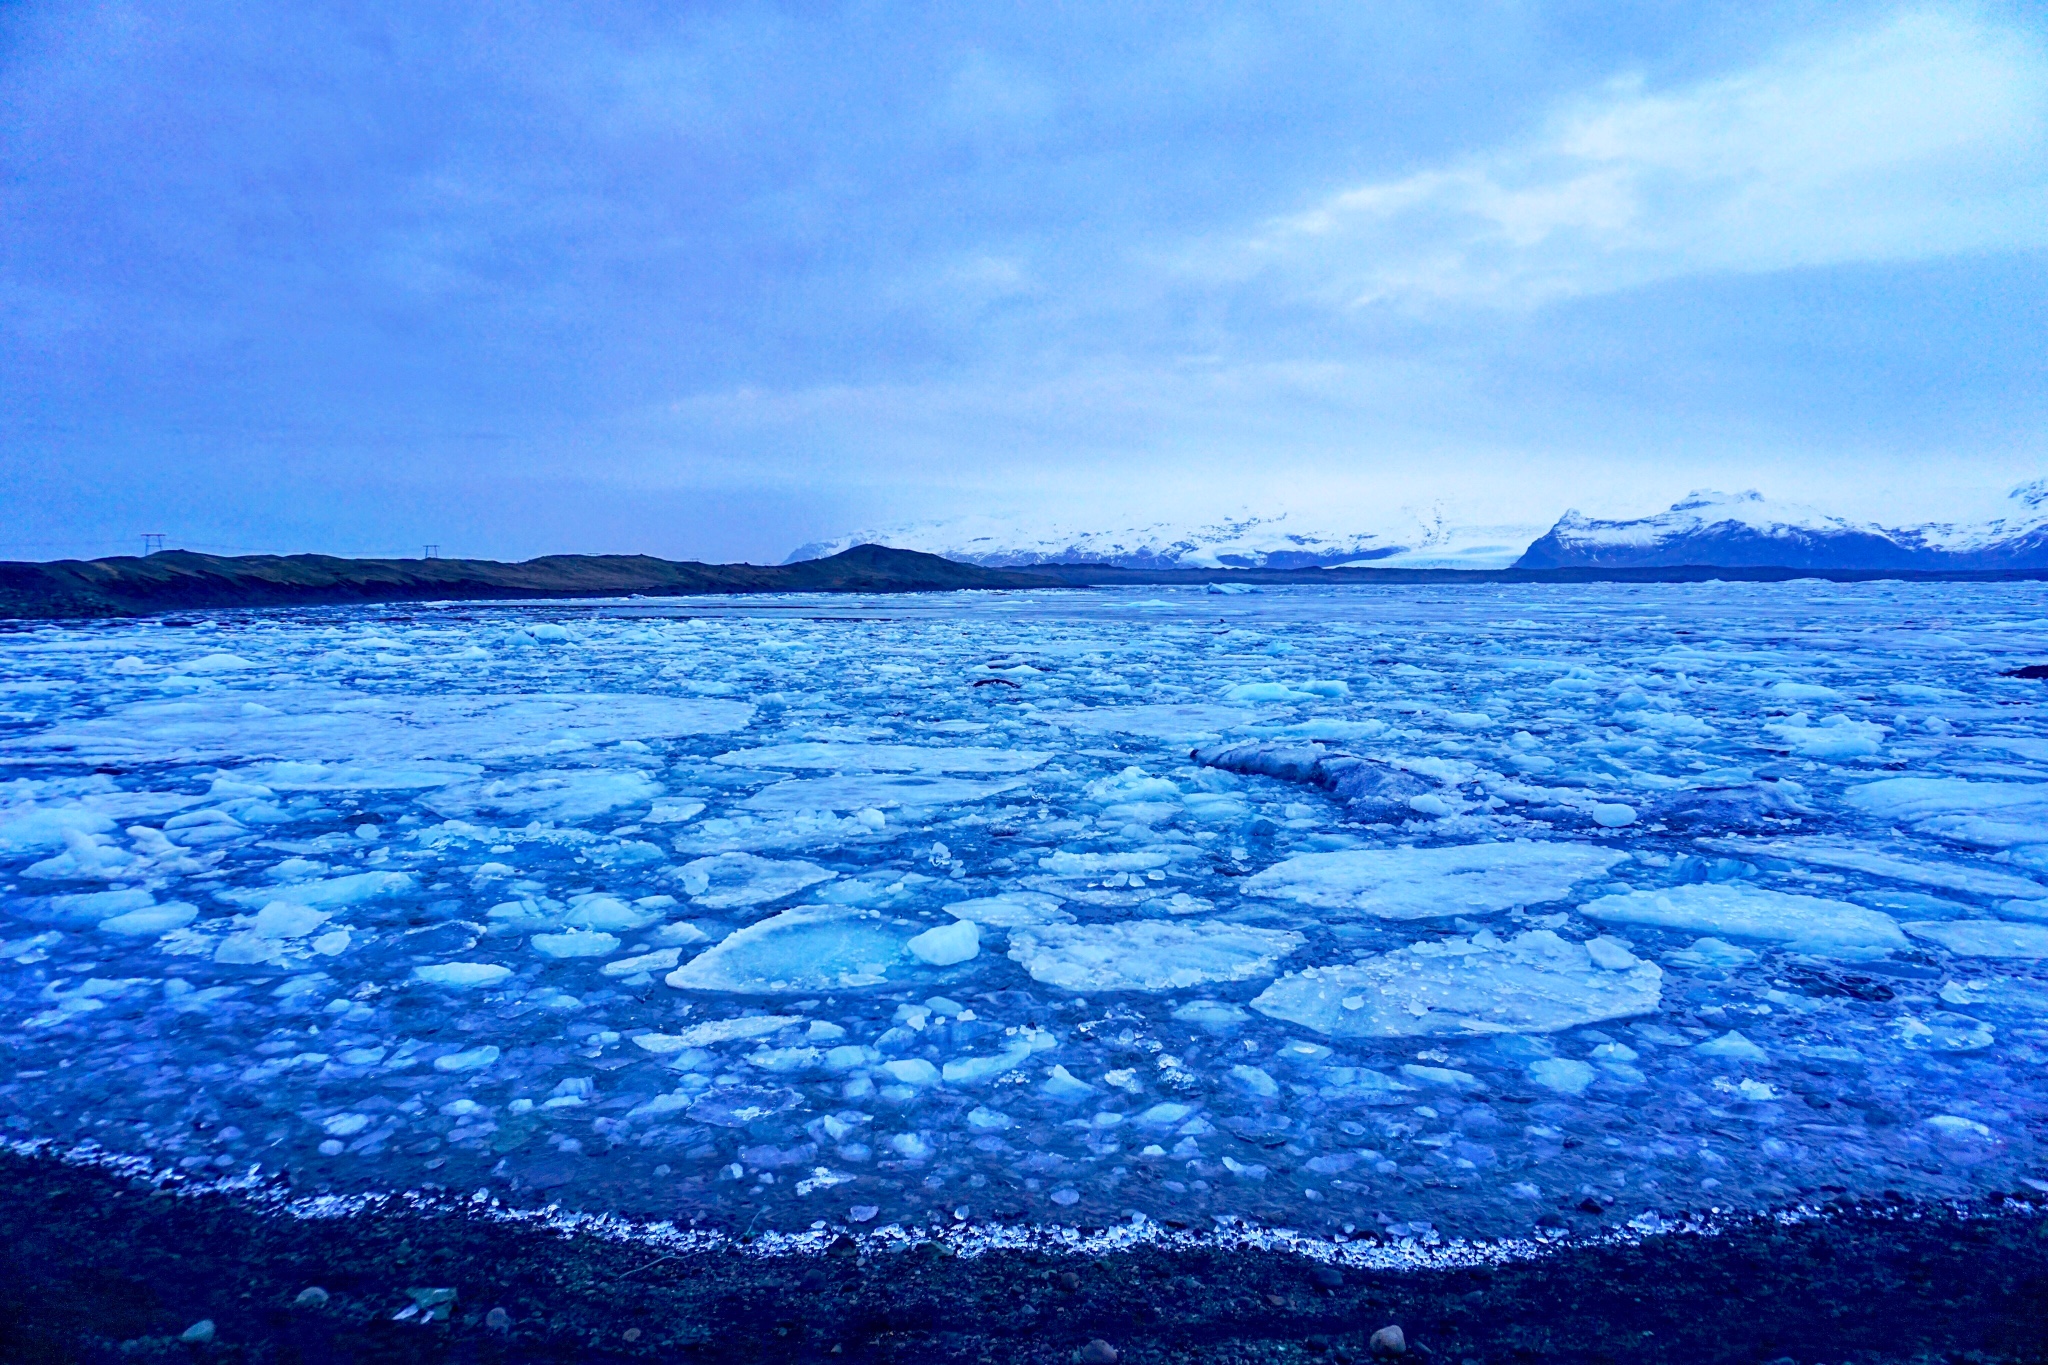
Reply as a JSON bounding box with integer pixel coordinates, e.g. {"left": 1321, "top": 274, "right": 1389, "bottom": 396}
{"left": 5, "top": 584, "right": 2048, "bottom": 1239}
{"left": 1244, "top": 842, "right": 1625, "bottom": 918}
{"left": 1252, "top": 930, "right": 1662, "bottom": 1037}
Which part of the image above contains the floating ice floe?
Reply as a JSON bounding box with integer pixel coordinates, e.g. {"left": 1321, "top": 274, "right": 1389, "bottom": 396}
{"left": 1243, "top": 841, "right": 1625, "bottom": 918}
{"left": 1581, "top": 883, "right": 1908, "bottom": 959}
{"left": 714, "top": 742, "right": 1050, "bottom": 773}
{"left": 1052, "top": 703, "right": 1256, "bottom": 739}
{"left": 678, "top": 853, "right": 836, "bottom": 909}
{"left": 942, "top": 892, "right": 1072, "bottom": 929}
{"left": 1846, "top": 777, "right": 2048, "bottom": 847}
{"left": 742, "top": 774, "right": 1027, "bottom": 812}
{"left": 1903, "top": 920, "right": 2048, "bottom": 958}
{"left": 1698, "top": 837, "right": 2048, "bottom": 901}
{"left": 1006, "top": 920, "right": 1303, "bottom": 991}
{"left": 1251, "top": 929, "right": 1663, "bottom": 1037}
{"left": 665, "top": 907, "right": 924, "bottom": 992}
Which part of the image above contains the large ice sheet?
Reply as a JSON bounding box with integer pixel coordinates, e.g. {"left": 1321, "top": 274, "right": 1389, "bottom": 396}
{"left": 1244, "top": 842, "right": 1626, "bottom": 918}
{"left": 1251, "top": 930, "right": 1662, "bottom": 1037}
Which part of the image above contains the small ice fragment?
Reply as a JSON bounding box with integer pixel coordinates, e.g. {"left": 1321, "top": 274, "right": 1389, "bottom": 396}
{"left": 97, "top": 902, "right": 197, "bottom": 937}
{"left": 1043, "top": 1065, "right": 1096, "bottom": 1099}
{"left": 434, "top": 1045, "right": 501, "bottom": 1072}
{"left": 907, "top": 919, "right": 979, "bottom": 966}
{"left": 880, "top": 1059, "right": 940, "bottom": 1086}
{"left": 1591, "top": 803, "right": 1636, "bottom": 828}
{"left": 413, "top": 963, "right": 512, "bottom": 989}
{"left": 1400, "top": 1064, "right": 1480, "bottom": 1088}
{"left": 1171, "top": 1000, "right": 1248, "bottom": 1030}
{"left": 530, "top": 930, "right": 621, "bottom": 959}
{"left": 1696, "top": 1030, "right": 1769, "bottom": 1062}
{"left": 1584, "top": 936, "right": 1639, "bottom": 970}
{"left": 601, "top": 948, "right": 683, "bottom": 977}
{"left": 251, "top": 902, "right": 330, "bottom": 939}
{"left": 1528, "top": 1058, "right": 1597, "bottom": 1096}
{"left": 1228, "top": 1065, "right": 1280, "bottom": 1098}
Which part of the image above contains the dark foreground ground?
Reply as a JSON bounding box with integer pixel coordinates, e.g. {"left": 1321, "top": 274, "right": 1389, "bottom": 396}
{"left": 0, "top": 1153, "right": 2042, "bottom": 1364}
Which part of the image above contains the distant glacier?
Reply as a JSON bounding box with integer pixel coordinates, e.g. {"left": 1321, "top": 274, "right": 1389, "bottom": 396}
{"left": 789, "top": 483, "right": 2048, "bottom": 573}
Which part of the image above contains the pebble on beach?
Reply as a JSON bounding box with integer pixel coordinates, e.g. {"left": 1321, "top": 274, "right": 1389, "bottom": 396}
{"left": 1073, "top": 1340, "right": 1118, "bottom": 1365}
{"left": 292, "top": 1286, "right": 330, "bottom": 1308}
{"left": 1370, "top": 1324, "right": 1407, "bottom": 1356}
{"left": 180, "top": 1320, "right": 216, "bottom": 1344}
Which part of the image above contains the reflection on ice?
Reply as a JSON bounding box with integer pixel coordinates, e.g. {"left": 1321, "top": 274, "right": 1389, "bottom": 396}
{"left": 3, "top": 582, "right": 2048, "bottom": 1238}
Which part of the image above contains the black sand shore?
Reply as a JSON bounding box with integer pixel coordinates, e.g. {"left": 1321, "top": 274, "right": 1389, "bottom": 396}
{"left": 1, "top": 1151, "right": 2042, "bottom": 1364}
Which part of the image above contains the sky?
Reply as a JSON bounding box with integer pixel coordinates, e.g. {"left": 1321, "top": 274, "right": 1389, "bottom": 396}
{"left": 3, "top": 1, "right": 2046, "bottom": 563}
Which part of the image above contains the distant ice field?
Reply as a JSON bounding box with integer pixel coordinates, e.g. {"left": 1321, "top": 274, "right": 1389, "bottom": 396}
{"left": 3, "top": 582, "right": 2047, "bottom": 1239}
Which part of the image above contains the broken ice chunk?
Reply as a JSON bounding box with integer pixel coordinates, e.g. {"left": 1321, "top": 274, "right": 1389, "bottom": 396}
{"left": 1582, "top": 884, "right": 1907, "bottom": 959}
{"left": 1007, "top": 920, "right": 1303, "bottom": 992}
{"left": 1251, "top": 930, "right": 1662, "bottom": 1037}
{"left": 1244, "top": 841, "right": 1625, "bottom": 919}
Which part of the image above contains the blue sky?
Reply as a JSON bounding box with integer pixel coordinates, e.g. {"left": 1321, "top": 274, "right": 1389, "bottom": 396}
{"left": 3, "top": 2, "right": 2045, "bottom": 562}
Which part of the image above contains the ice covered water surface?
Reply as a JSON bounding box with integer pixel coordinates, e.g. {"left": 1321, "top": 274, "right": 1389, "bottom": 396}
{"left": 3, "top": 584, "right": 2048, "bottom": 1239}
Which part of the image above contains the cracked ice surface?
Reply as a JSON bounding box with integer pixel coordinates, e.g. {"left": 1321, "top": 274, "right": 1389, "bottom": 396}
{"left": 3, "top": 583, "right": 2048, "bottom": 1238}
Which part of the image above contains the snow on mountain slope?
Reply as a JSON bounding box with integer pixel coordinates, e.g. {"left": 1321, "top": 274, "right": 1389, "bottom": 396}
{"left": 784, "top": 508, "right": 1545, "bottom": 571}
{"left": 1516, "top": 485, "right": 2048, "bottom": 571}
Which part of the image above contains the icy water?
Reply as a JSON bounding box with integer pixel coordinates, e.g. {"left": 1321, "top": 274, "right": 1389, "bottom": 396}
{"left": 3, "top": 583, "right": 2046, "bottom": 1241}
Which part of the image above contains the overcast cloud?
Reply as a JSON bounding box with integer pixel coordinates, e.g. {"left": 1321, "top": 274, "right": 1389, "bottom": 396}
{"left": 3, "top": 2, "right": 2043, "bottom": 561}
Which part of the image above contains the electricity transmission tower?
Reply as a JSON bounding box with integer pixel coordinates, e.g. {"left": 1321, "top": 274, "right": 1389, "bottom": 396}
{"left": 141, "top": 533, "right": 165, "bottom": 555}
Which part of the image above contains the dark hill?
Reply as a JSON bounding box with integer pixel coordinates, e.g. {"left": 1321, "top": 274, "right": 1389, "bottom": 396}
{"left": 0, "top": 544, "right": 1043, "bottom": 619}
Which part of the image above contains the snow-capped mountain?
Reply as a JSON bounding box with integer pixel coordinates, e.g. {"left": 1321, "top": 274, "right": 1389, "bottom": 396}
{"left": 784, "top": 508, "right": 1548, "bottom": 571}
{"left": 1515, "top": 485, "right": 2048, "bottom": 571}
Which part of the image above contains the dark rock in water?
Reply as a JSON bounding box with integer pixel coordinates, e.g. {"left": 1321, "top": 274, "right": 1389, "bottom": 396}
{"left": 2001, "top": 664, "right": 2048, "bottom": 679}
{"left": 1192, "top": 741, "right": 1436, "bottom": 819}
{"left": 1653, "top": 781, "right": 1816, "bottom": 832}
